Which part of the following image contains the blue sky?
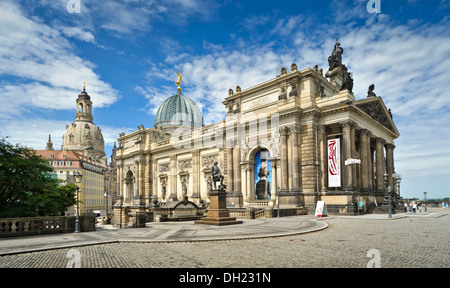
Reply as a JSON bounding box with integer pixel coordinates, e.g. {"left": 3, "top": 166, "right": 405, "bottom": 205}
{"left": 1, "top": 0, "right": 449, "bottom": 199}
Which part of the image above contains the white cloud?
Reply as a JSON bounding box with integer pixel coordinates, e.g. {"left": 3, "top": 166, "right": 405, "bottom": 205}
{"left": 0, "top": 1, "right": 119, "bottom": 118}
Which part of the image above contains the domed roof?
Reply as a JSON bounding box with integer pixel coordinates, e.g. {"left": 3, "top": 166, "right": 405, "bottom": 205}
{"left": 154, "top": 91, "right": 204, "bottom": 131}
{"left": 63, "top": 121, "right": 105, "bottom": 152}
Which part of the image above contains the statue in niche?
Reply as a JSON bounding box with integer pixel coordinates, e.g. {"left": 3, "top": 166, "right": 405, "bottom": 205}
{"left": 161, "top": 180, "right": 167, "bottom": 200}
{"left": 206, "top": 175, "right": 213, "bottom": 192}
{"left": 181, "top": 179, "right": 188, "bottom": 197}
{"left": 211, "top": 161, "right": 225, "bottom": 190}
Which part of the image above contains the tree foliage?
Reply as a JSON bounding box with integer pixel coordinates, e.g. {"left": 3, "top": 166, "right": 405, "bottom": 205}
{"left": 0, "top": 136, "right": 76, "bottom": 217}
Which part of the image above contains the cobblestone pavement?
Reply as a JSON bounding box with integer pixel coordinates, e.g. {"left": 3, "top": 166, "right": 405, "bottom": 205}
{"left": 0, "top": 208, "right": 448, "bottom": 268}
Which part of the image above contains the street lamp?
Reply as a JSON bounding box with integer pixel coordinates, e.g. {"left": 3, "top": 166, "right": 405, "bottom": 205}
{"left": 104, "top": 191, "right": 109, "bottom": 222}
{"left": 74, "top": 171, "right": 83, "bottom": 233}
{"left": 277, "top": 186, "right": 280, "bottom": 218}
{"left": 396, "top": 175, "right": 402, "bottom": 197}
{"left": 423, "top": 191, "right": 428, "bottom": 212}
{"left": 384, "top": 173, "right": 392, "bottom": 218}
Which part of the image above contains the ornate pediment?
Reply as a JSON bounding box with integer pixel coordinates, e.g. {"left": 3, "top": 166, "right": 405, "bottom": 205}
{"left": 355, "top": 98, "right": 396, "bottom": 134}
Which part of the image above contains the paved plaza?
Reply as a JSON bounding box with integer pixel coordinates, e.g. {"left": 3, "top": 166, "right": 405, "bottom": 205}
{"left": 0, "top": 208, "right": 448, "bottom": 269}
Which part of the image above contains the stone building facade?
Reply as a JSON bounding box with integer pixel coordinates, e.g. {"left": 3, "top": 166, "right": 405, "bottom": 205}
{"left": 112, "top": 42, "right": 400, "bottom": 226}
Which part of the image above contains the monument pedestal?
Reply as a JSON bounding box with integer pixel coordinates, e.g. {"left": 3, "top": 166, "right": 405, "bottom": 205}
{"left": 195, "top": 189, "right": 243, "bottom": 226}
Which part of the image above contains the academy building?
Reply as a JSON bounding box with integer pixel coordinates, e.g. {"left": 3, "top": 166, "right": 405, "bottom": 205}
{"left": 112, "top": 42, "right": 400, "bottom": 227}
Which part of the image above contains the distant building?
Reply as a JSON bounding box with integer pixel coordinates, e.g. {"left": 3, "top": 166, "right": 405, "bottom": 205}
{"left": 35, "top": 149, "right": 105, "bottom": 215}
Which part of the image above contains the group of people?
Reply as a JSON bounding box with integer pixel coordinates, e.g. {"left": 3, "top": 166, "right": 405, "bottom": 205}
{"left": 403, "top": 201, "right": 423, "bottom": 213}
{"left": 442, "top": 202, "right": 449, "bottom": 209}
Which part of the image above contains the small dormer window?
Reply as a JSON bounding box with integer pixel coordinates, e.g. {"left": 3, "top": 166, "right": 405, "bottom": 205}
{"left": 50, "top": 154, "right": 54, "bottom": 158}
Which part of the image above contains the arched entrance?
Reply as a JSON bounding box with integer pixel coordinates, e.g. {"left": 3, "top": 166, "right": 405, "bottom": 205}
{"left": 254, "top": 149, "right": 272, "bottom": 200}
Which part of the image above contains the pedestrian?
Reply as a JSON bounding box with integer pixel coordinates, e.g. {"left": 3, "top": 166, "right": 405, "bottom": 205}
{"left": 409, "top": 202, "right": 413, "bottom": 212}
{"left": 418, "top": 202, "right": 422, "bottom": 213}
{"left": 412, "top": 202, "right": 417, "bottom": 213}
{"left": 404, "top": 202, "right": 408, "bottom": 213}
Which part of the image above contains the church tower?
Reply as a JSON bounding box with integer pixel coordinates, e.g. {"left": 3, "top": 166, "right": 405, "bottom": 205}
{"left": 75, "top": 84, "right": 93, "bottom": 122}
{"left": 62, "top": 84, "right": 106, "bottom": 166}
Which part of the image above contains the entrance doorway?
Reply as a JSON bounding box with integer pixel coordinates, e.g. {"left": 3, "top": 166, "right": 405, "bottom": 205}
{"left": 254, "top": 149, "right": 272, "bottom": 200}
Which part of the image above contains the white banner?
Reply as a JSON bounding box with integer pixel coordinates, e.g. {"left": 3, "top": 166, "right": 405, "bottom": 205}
{"left": 328, "top": 138, "right": 341, "bottom": 187}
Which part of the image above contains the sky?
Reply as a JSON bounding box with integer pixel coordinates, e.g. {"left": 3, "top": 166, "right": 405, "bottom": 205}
{"left": 0, "top": 0, "right": 449, "bottom": 200}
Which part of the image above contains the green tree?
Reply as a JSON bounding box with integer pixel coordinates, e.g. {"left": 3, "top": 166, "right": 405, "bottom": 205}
{"left": 0, "top": 136, "right": 76, "bottom": 217}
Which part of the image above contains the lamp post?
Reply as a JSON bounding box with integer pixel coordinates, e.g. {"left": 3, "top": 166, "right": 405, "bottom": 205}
{"left": 396, "top": 175, "right": 402, "bottom": 197}
{"left": 104, "top": 191, "right": 109, "bottom": 223}
{"left": 384, "top": 173, "right": 392, "bottom": 218}
{"left": 74, "top": 171, "right": 83, "bottom": 233}
{"left": 277, "top": 186, "right": 280, "bottom": 218}
{"left": 423, "top": 191, "right": 427, "bottom": 212}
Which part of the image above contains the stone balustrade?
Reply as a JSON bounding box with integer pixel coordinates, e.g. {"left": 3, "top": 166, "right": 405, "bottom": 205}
{"left": 0, "top": 215, "right": 96, "bottom": 238}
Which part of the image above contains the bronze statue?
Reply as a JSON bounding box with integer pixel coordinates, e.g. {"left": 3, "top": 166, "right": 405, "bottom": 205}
{"left": 210, "top": 161, "right": 224, "bottom": 190}
{"left": 328, "top": 41, "right": 343, "bottom": 71}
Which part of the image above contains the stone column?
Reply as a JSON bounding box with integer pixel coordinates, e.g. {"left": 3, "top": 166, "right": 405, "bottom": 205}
{"left": 233, "top": 143, "right": 241, "bottom": 193}
{"left": 340, "top": 120, "right": 354, "bottom": 190}
{"left": 152, "top": 160, "right": 158, "bottom": 198}
{"left": 375, "top": 138, "right": 385, "bottom": 193}
{"left": 192, "top": 150, "right": 200, "bottom": 199}
{"left": 279, "top": 126, "right": 289, "bottom": 191}
{"left": 118, "top": 163, "right": 124, "bottom": 204}
{"left": 385, "top": 143, "right": 395, "bottom": 190}
{"left": 226, "top": 138, "right": 234, "bottom": 193}
{"left": 290, "top": 124, "right": 301, "bottom": 191}
{"left": 170, "top": 155, "right": 178, "bottom": 200}
{"left": 318, "top": 125, "right": 327, "bottom": 192}
{"left": 270, "top": 159, "right": 278, "bottom": 201}
{"left": 368, "top": 145, "right": 374, "bottom": 191}
{"left": 359, "top": 129, "right": 370, "bottom": 192}
{"left": 351, "top": 124, "right": 358, "bottom": 189}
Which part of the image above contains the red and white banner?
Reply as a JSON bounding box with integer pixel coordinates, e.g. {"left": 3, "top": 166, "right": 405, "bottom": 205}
{"left": 328, "top": 138, "right": 341, "bottom": 187}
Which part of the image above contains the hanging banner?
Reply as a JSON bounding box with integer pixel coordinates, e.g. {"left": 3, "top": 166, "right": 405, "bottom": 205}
{"left": 328, "top": 138, "right": 341, "bottom": 187}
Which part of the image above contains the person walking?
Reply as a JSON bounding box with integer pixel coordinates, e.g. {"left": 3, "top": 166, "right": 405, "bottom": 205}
{"left": 412, "top": 202, "right": 417, "bottom": 213}
{"left": 418, "top": 202, "right": 422, "bottom": 213}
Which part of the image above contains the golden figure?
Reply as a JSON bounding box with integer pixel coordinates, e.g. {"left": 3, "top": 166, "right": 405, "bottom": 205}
{"left": 176, "top": 72, "right": 183, "bottom": 91}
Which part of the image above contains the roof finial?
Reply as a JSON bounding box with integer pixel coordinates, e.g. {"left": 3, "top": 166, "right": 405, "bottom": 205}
{"left": 83, "top": 82, "right": 86, "bottom": 92}
{"left": 176, "top": 72, "right": 183, "bottom": 92}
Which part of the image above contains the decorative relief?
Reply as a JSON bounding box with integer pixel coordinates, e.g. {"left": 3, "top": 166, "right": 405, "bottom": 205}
{"left": 202, "top": 155, "right": 218, "bottom": 168}
{"left": 289, "top": 82, "right": 298, "bottom": 97}
{"left": 159, "top": 163, "right": 170, "bottom": 172}
{"left": 279, "top": 125, "right": 290, "bottom": 136}
{"left": 178, "top": 159, "right": 192, "bottom": 170}
{"left": 356, "top": 101, "right": 395, "bottom": 133}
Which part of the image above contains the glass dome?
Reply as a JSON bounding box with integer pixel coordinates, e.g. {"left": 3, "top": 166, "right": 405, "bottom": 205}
{"left": 154, "top": 91, "right": 204, "bottom": 131}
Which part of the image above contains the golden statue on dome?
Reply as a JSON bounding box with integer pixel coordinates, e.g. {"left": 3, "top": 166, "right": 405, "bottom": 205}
{"left": 176, "top": 72, "right": 183, "bottom": 91}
